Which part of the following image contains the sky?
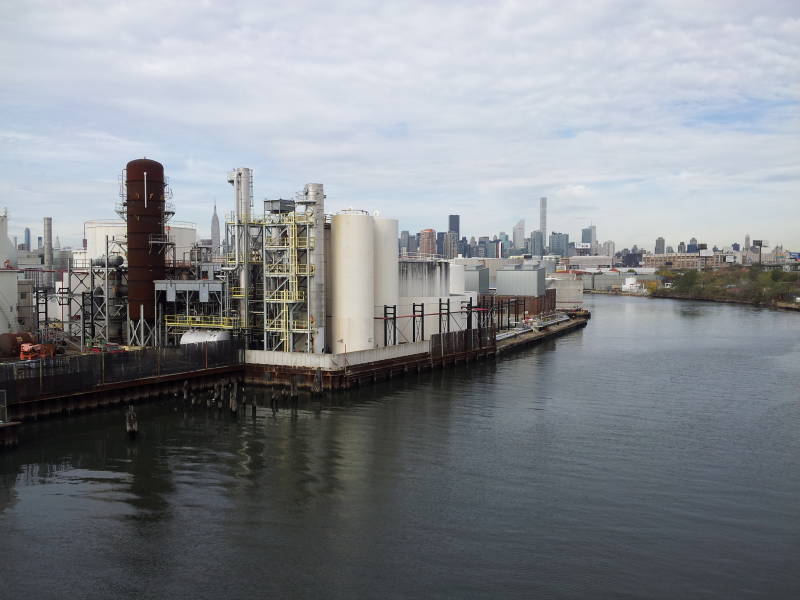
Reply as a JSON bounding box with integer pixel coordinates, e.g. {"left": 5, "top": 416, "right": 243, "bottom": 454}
{"left": 1, "top": 0, "right": 798, "bottom": 251}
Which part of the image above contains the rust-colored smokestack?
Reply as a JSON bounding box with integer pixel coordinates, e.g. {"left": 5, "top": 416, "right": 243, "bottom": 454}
{"left": 125, "top": 158, "right": 165, "bottom": 321}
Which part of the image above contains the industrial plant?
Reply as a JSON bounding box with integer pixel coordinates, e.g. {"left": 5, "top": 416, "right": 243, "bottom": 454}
{"left": 0, "top": 158, "right": 586, "bottom": 430}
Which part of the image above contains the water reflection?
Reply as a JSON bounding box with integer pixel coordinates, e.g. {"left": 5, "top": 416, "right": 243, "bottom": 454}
{"left": 1, "top": 296, "right": 799, "bottom": 599}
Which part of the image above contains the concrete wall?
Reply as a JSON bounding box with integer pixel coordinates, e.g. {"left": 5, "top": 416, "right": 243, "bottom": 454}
{"left": 246, "top": 339, "right": 431, "bottom": 370}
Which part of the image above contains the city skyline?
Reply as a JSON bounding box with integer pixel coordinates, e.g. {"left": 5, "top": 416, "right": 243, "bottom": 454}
{"left": 2, "top": 1, "right": 798, "bottom": 249}
{"left": 398, "top": 209, "right": 778, "bottom": 256}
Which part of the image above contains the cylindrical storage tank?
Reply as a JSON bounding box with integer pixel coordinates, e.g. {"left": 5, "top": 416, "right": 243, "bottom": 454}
{"left": 449, "top": 262, "right": 465, "bottom": 295}
{"left": 372, "top": 217, "right": 399, "bottom": 346}
{"left": 331, "top": 212, "right": 374, "bottom": 353}
{"left": 126, "top": 158, "right": 165, "bottom": 321}
{"left": 180, "top": 330, "right": 232, "bottom": 345}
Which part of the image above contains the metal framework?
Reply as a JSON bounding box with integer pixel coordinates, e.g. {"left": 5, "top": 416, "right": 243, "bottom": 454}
{"left": 383, "top": 305, "right": 397, "bottom": 346}
{"left": 221, "top": 195, "right": 321, "bottom": 351}
{"left": 57, "top": 236, "right": 128, "bottom": 350}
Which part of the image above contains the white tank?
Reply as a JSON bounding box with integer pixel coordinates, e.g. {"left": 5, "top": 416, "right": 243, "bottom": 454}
{"left": 372, "top": 217, "right": 399, "bottom": 346}
{"left": 165, "top": 222, "right": 197, "bottom": 262}
{"left": 84, "top": 220, "right": 127, "bottom": 261}
{"left": 331, "top": 212, "right": 374, "bottom": 353}
{"left": 449, "top": 261, "right": 465, "bottom": 294}
{"left": 180, "top": 330, "right": 232, "bottom": 345}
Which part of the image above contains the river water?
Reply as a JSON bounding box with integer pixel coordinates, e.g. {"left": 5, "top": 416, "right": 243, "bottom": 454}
{"left": 1, "top": 296, "right": 798, "bottom": 599}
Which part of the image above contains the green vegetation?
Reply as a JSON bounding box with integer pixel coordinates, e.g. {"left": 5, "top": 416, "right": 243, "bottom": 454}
{"left": 652, "top": 265, "right": 800, "bottom": 305}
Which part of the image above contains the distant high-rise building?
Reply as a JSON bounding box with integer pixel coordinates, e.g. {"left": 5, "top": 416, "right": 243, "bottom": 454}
{"left": 23, "top": 227, "right": 31, "bottom": 252}
{"left": 678, "top": 241, "right": 686, "bottom": 253}
{"left": 211, "top": 202, "right": 220, "bottom": 257}
{"left": 732, "top": 242, "right": 741, "bottom": 252}
{"left": 443, "top": 231, "right": 458, "bottom": 259}
{"left": 745, "top": 234, "right": 750, "bottom": 250}
{"left": 407, "top": 234, "right": 418, "bottom": 254}
{"left": 549, "top": 232, "right": 569, "bottom": 257}
{"left": 539, "top": 197, "right": 547, "bottom": 250}
{"left": 512, "top": 219, "right": 525, "bottom": 249}
{"left": 458, "top": 236, "right": 469, "bottom": 257}
{"left": 581, "top": 225, "right": 596, "bottom": 245}
{"left": 655, "top": 237, "right": 665, "bottom": 254}
{"left": 436, "top": 231, "right": 446, "bottom": 255}
{"left": 399, "top": 230, "right": 410, "bottom": 256}
{"left": 448, "top": 215, "right": 460, "bottom": 238}
{"left": 37, "top": 236, "right": 42, "bottom": 250}
{"left": 687, "top": 237, "right": 698, "bottom": 253}
{"left": 419, "top": 229, "right": 436, "bottom": 256}
{"left": 531, "top": 230, "right": 545, "bottom": 256}
{"left": 666, "top": 245, "right": 674, "bottom": 254}
{"left": 601, "top": 240, "right": 616, "bottom": 257}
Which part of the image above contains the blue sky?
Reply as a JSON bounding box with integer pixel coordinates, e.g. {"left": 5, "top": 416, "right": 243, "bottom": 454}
{"left": 1, "top": 0, "right": 798, "bottom": 251}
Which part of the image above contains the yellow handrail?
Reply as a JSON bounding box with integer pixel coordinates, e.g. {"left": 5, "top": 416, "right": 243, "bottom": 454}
{"left": 164, "top": 315, "right": 240, "bottom": 329}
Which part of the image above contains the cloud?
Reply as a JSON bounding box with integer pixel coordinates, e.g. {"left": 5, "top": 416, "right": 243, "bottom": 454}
{"left": 0, "top": 0, "right": 798, "bottom": 248}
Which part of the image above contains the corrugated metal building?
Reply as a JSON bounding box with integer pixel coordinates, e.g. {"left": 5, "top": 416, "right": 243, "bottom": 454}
{"left": 496, "top": 266, "right": 546, "bottom": 297}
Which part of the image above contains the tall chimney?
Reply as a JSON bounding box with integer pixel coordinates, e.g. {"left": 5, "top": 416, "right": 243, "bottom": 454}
{"left": 43, "top": 217, "right": 53, "bottom": 265}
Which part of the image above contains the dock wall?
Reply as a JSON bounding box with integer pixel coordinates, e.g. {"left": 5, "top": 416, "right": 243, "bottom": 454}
{"left": 2, "top": 317, "right": 587, "bottom": 426}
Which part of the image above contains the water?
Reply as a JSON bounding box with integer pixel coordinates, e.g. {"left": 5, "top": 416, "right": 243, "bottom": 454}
{"left": 1, "top": 296, "right": 799, "bottom": 599}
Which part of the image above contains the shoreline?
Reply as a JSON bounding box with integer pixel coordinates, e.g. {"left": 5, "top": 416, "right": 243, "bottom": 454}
{"left": 2, "top": 315, "right": 591, "bottom": 436}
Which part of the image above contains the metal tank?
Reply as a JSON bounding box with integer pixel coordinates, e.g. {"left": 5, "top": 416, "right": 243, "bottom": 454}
{"left": 372, "top": 216, "right": 399, "bottom": 346}
{"left": 125, "top": 158, "right": 166, "bottom": 321}
{"left": 227, "top": 168, "right": 253, "bottom": 328}
{"left": 304, "top": 183, "right": 326, "bottom": 352}
{"left": 331, "top": 212, "right": 374, "bottom": 353}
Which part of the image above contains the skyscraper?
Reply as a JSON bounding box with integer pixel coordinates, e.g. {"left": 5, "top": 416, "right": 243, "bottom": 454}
{"left": 655, "top": 237, "right": 665, "bottom": 254}
{"left": 581, "top": 225, "right": 597, "bottom": 253}
{"left": 443, "top": 231, "right": 458, "bottom": 259}
{"left": 211, "top": 202, "right": 220, "bottom": 257}
{"left": 23, "top": 227, "right": 30, "bottom": 252}
{"left": 531, "top": 231, "right": 545, "bottom": 256}
{"left": 678, "top": 241, "right": 686, "bottom": 253}
{"left": 512, "top": 219, "right": 525, "bottom": 249}
{"left": 419, "top": 229, "right": 436, "bottom": 256}
{"left": 745, "top": 234, "right": 750, "bottom": 250}
{"left": 539, "top": 197, "right": 547, "bottom": 249}
{"left": 436, "top": 231, "right": 445, "bottom": 255}
{"left": 399, "top": 230, "right": 410, "bottom": 255}
{"left": 549, "top": 232, "right": 569, "bottom": 257}
{"left": 448, "top": 215, "right": 460, "bottom": 238}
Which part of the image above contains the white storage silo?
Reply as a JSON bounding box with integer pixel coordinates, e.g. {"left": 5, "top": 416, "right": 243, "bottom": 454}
{"left": 331, "top": 212, "right": 375, "bottom": 353}
{"left": 373, "top": 217, "right": 399, "bottom": 346}
{"left": 449, "top": 261, "right": 465, "bottom": 295}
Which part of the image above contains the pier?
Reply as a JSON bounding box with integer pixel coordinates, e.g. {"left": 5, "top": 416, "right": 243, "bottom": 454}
{"left": 0, "top": 314, "right": 589, "bottom": 429}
